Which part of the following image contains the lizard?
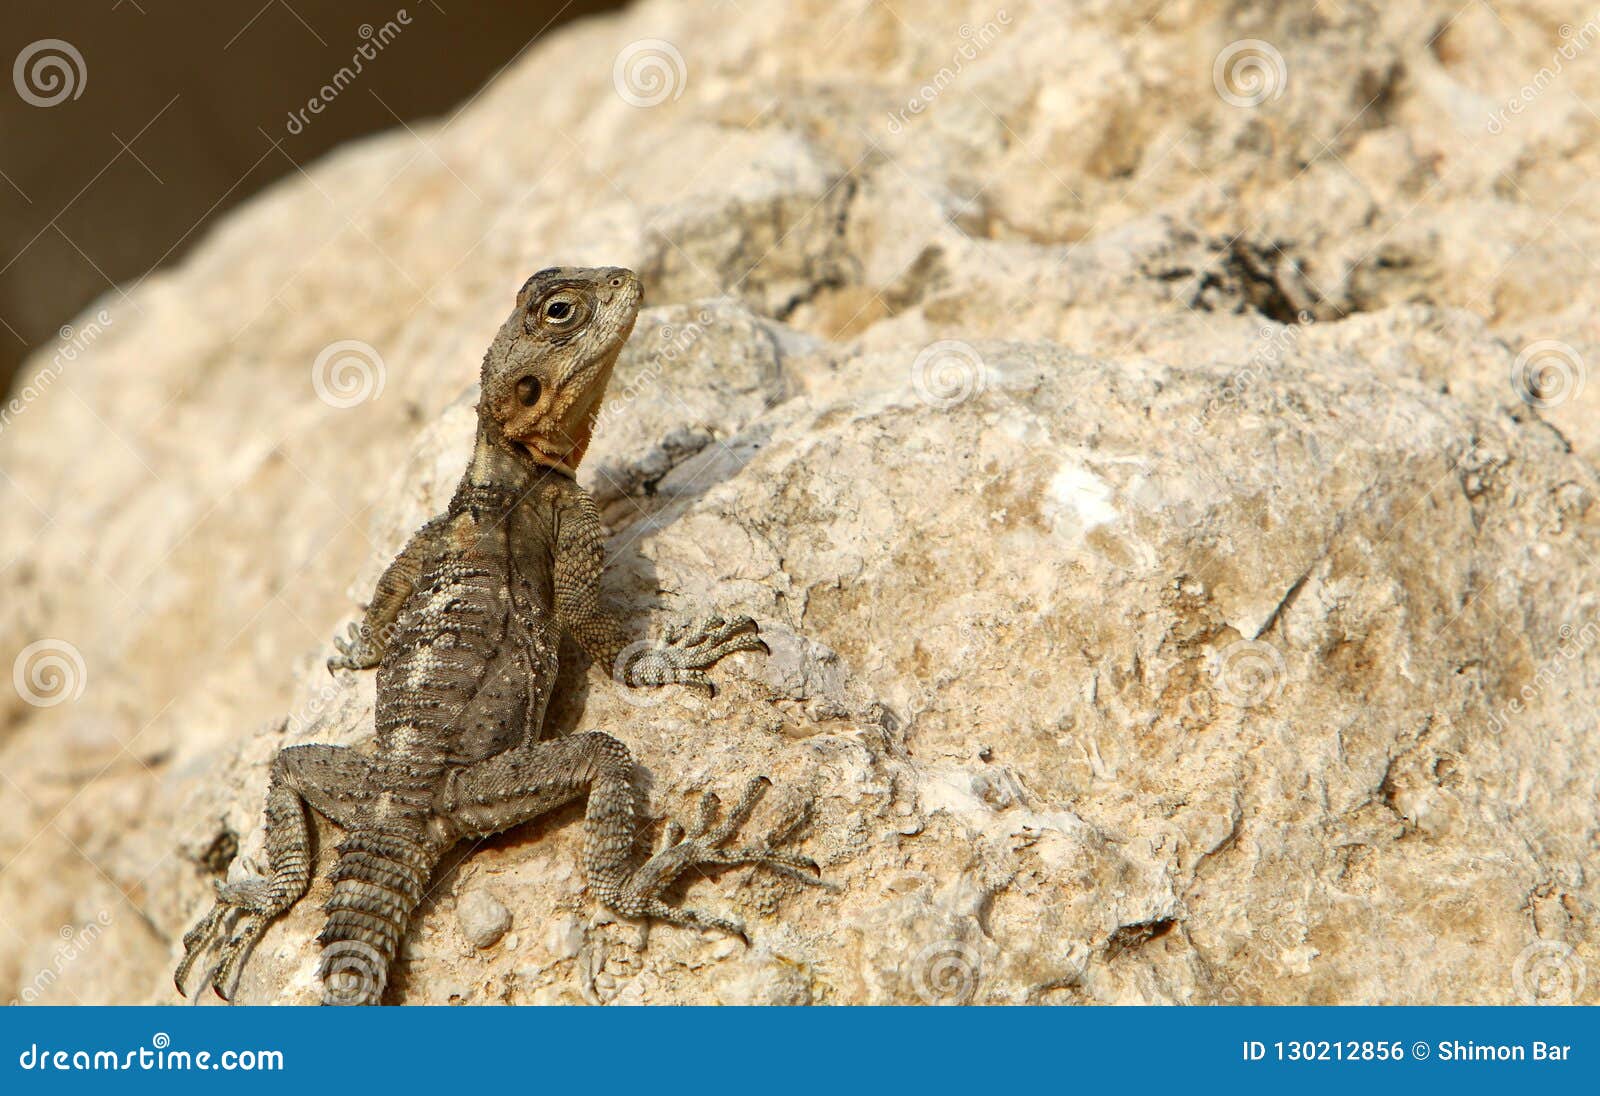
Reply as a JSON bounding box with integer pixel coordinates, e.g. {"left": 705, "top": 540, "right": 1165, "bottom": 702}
{"left": 175, "top": 266, "right": 818, "bottom": 1005}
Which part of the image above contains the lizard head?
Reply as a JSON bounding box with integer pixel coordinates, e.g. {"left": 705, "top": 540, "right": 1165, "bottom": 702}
{"left": 479, "top": 266, "right": 642, "bottom": 474}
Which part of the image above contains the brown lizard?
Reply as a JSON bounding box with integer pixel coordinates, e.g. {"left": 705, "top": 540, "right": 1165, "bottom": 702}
{"left": 175, "top": 266, "right": 817, "bottom": 1005}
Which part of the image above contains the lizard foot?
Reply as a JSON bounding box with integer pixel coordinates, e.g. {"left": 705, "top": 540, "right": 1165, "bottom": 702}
{"left": 609, "top": 776, "right": 822, "bottom": 941}
{"left": 326, "top": 622, "right": 382, "bottom": 675}
{"left": 173, "top": 877, "right": 281, "bottom": 1002}
{"left": 618, "top": 614, "right": 768, "bottom": 695}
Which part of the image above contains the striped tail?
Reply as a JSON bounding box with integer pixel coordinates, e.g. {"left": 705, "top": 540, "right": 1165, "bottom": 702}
{"left": 317, "top": 830, "right": 435, "bottom": 1006}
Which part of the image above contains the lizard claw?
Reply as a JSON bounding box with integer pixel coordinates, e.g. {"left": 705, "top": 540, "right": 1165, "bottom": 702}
{"left": 618, "top": 614, "right": 768, "bottom": 694}
{"left": 174, "top": 875, "right": 279, "bottom": 1004}
{"left": 327, "top": 622, "right": 381, "bottom": 674}
{"left": 604, "top": 776, "right": 820, "bottom": 943}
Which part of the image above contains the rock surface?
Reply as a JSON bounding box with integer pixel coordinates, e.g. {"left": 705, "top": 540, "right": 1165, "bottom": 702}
{"left": 456, "top": 890, "right": 514, "bottom": 951}
{"left": 2, "top": 0, "right": 1598, "bottom": 1005}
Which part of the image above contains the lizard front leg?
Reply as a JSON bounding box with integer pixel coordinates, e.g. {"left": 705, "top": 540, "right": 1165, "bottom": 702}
{"left": 439, "top": 733, "right": 818, "bottom": 940}
{"left": 328, "top": 514, "right": 449, "bottom": 673}
{"left": 552, "top": 488, "right": 766, "bottom": 694}
{"left": 176, "top": 745, "right": 374, "bottom": 1001}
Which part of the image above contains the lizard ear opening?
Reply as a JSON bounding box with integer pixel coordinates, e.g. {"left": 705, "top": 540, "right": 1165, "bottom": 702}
{"left": 515, "top": 376, "right": 542, "bottom": 407}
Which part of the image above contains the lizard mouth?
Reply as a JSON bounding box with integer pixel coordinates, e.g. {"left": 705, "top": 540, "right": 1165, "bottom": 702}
{"left": 521, "top": 438, "right": 574, "bottom": 470}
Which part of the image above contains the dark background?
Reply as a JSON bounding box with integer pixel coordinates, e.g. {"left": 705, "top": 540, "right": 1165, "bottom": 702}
{"left": 0, "top": 0, "right": 620, "bottom": 397}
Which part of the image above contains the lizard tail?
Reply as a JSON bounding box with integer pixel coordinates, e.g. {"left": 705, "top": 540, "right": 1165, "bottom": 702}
{"left": 317, "top": 830, "right": 435, "bottom": 1005}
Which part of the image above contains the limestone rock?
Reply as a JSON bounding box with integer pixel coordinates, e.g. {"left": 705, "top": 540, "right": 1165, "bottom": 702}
{"left": 456, "top": 890, "right": 513, "bottom": 951}
{"left": 1, "top": 0, "right": 1597, "bottom": 1006}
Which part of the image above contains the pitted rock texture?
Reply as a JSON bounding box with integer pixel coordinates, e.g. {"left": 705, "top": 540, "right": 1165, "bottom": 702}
{"left": 1, "top": 0, "right": 1596, "bottom": 1005}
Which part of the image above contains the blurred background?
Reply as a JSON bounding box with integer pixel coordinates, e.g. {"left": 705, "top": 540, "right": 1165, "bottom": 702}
{"left": 0, "top": 0, "right": 620, "bottom": 396}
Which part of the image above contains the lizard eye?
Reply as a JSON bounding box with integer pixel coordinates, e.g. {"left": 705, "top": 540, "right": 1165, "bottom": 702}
{"left": 515, "top": 376, "right": 542, "bottom": 406}
{"left": 527, "top": 290, "right": 588, "bottom": 333}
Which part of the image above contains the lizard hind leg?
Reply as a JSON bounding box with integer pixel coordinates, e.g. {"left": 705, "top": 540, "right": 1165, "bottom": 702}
{"left": 439, "top": 735, "right": 821, "bottom": 945}
{"left": 175, "top": 745, "right": 374, "bottom": 1001}
{"left": 615, "top": 776, "right": 823, "bottom": 940}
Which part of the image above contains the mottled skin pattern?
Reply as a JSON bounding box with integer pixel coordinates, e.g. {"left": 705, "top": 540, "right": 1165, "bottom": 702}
{"left": 176, "top": 267, "right": 817, "bottom": 1005}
